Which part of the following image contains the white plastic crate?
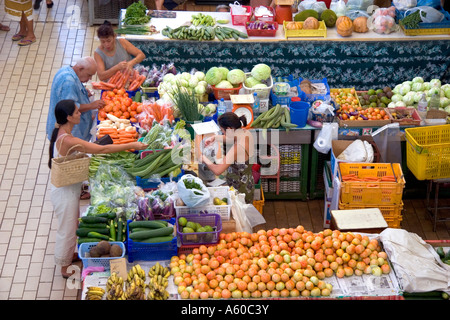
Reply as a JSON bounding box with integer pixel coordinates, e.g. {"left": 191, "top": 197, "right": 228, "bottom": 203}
{"left": 174, "top": 186, "right": 232, "bottom": 220}
{"left": 243, "top": 73, "right": 273, "bottom": 100}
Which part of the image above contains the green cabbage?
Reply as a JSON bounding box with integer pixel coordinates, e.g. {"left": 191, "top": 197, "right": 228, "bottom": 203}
{"left": 244, "top": 76, "right": 262, "bottom": 88}
{"left": 412, "top": 76, "right": 424, "bottom": 83}
{"left": 205, "top": 67, "right": 222, "bottom": 85}
{"left": 251, "top": 63, "right": 271, "bottom": 81}
{"left": 218, "top": 67, "right": 229, "bottom": 80}
{"left": 194, "top": 71, "right": 205, "bottom": 81}
{"left": 226, "top": 69, "right": 245, "bottom": 85}
{"left": 430, "top": 79, "right": 441, "bottom": 88}
{"left": 411, "top": 82, "right": 423, "bottom": 92}
{"left": 215, "top": 80, "right": 233, "bottom": 89}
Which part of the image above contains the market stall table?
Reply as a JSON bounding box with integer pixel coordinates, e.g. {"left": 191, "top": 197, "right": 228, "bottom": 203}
{"left": 119, "top": 10, "right": 450, "bottom": 90}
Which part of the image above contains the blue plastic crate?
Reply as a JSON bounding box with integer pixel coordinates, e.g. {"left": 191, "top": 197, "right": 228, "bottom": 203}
{"left": 126, "top": 218, "right": 177, "bottom": 262}
{"left": 78, "top": 241, "right": 126, "bottom": 270}
{"left": 298, "top": 77, "right": 331, "bottom": 103}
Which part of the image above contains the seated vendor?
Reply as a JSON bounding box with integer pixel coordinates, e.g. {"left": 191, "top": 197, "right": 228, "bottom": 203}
{"left": 94, "top": 21, "right": 146, "bottom": 81}
{"left": 198, "top": 112, "right": 255, "bottom": 204}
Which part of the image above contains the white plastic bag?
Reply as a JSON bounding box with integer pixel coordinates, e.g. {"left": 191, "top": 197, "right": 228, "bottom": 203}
{"left": 313, "top": 122, "right": 338, "bottom": 154}
{"left": 176, "top": 174, "right": 211, "bottom": 208}
{"left": 337, "top": 139, "right": 374, "bottom": 163}
{"left": 368, "top": 7, "right": 398, "bottom": 34}
{"left": 405, "top": 6, "right": 445, "bottom": 23}
{"left": 230, "top": 1, "right": 248, "bottom": 15}
{"left": 230, "top": 191, "right": 266, "bottom": 234}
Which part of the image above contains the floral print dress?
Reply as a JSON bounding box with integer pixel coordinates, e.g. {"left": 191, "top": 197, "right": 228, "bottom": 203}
{"left": 224, "top": 148, "right": 255, "bottom": 204}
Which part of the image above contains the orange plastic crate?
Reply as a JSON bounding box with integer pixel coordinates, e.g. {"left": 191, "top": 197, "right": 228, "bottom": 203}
{"left": 339, "top": 163, "right": 405, "bottom": 205}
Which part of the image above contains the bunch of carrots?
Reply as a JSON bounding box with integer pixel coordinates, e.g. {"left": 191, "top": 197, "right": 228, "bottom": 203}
{"left": 137, "top": 102, "right": 175, "bottom": 131}
{"left": 341, "top": 174, "right": 397, "bottom": 183}
{"left": 92, "top": 68, "right": 146, "bottom": 91}
{"left": 96, "top": 116, "right": 139, "bottom": 151}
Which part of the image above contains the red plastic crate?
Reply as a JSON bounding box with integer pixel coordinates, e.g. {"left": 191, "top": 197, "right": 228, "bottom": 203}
{"left": 212, "top": 82, "right": 243, "bottom": 101}
{"left": 246, "top": 21, "right": 278, "bottom": 37}
{"left": 231, "top": 6, "right": 253, "bottom": 25}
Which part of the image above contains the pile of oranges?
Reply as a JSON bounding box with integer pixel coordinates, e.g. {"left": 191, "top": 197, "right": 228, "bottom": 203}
{"left": 98, "top": 89, "right": 143, "bottom": 122}
{"left": 169, "top": 226, "right": 391, "bottom": 299}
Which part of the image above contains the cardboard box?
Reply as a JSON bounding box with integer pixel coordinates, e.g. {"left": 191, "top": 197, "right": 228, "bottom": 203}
{"left": 221, "top": 218, "right": 236, "bottom": 234}
{"left": 330, "top": 138, "right": 380, "bottom": 179}
{"left": 338, "top": 118, "right": 391, "bottom": 128}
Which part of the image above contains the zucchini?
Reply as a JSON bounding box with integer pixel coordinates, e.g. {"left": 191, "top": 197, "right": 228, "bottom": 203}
{"left": 117, "top": 218, "right": 123, "bottom": 243}
{"left": 133, "top": 235, "right": 174, "bottom": 243}
{"left": 77, "top": 237, "right": 102, "bottom": 244}
{"left": 88, "top": 231, "right": 111, "bottom": 241}
{"left": 109, "top": 220, "right": 116, "bottom": 241}
{"left": 131, "top": 227, "right": 162, "bottom": 232}
{"left": 129, "top": 220, "right": 167, "bottom": 229}
{"left": 78, "top": 222, "right": 110, "bottom": 229}
{"left": 128, "top": 226, "right": 174, "bottom": 241}
{"left": 79, "top": 216, "right": 108, "bottom": 224}
{"left": 76, "top": 228, "right": 110, "bottom": 237}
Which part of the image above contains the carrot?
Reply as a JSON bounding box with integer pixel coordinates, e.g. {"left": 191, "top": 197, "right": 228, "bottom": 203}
{"left": 117, "top": 138, "right": 137, "bottom": 144}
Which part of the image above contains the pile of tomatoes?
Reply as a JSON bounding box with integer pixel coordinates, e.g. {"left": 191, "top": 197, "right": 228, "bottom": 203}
{"left": 98, "top": 88, "right": 143, "bottom": 122}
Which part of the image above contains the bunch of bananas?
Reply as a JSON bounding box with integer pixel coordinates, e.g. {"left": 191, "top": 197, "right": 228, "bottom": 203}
{"left": 85, "top": 286, "right": 105, "bottom": 300}
{"left": 127, "top": 264, "right": 145, "bottom": 283}
{"left": 191, "top": 13, "right": 215, "bottom": 26}
{"left": 147, "top": 262, "right": 170, "bottom": 300}
{"left": 148, "top": 262, "right": 170, "bottom": 278}
{"left": 123, "top": 275, "right": 146, "bottom": 300}
{"left": 106, "top": 272, "right": 125, "bottom": 300}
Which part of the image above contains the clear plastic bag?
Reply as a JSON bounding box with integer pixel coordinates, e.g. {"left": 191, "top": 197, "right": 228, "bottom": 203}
{"left": 330, "top": 0, "right": 347, "bottom": 16}
{"left": 230, "top": 1, "right": 248, "bottom": 14}
{"left": 298, "top": 0, "right": 328, "bottom": 14}
{"left": 392, "top": 0, "right": 417, "bottom": 10}
{"left": 368, "top": 7, "right": 398, "bottom": 34}
{"left": 313, "top": 122, "right": 338, "bottom": 154}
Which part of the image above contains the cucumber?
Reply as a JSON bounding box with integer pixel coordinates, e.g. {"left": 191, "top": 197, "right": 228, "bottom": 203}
{"left": 109, "top": 220, "right": 116, "bottom": 241}
{"left": 117, "top": 218, "right": 123, "bottom": 243}
{"left": 78, "top": 222, "right": 110, "bottom": 229}
{"left": 131, "top": 227, "right": 163, "bottom": 232}
{"left": 79, "top": 216, "right": 108, "bottom": 224}
{"left": 88, "top": 231, "right": 111, "bottom": 241}
{"left": 128, "top": 226, "right": 174, "bottom": 241}
{"left": 129, "top": 220, "right": 167, "bottom": 230}
{"left": 133, "top": 235, "right": 174, "bottom": 243}
{"left": 76, "top": 228, "right": 110, "bottom": 237}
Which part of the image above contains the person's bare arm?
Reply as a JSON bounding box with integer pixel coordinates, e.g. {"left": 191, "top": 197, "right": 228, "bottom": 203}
{"left": 120, "top": 39, "right": 146, "bottom": 69}
{"left": 94, "top": 51, "right": 127, "bottom": 81}
{"left": 60, "top": 135, "right": 147, "bottom": 155}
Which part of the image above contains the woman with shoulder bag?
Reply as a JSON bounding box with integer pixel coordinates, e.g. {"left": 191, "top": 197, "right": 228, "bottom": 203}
{"left": 48, "top": 99, "right": 147, "bottom": 278}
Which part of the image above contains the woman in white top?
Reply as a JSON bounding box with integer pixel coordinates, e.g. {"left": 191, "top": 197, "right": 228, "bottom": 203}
{"left": 48, "top": 99, "right": 148, "bottom": 278}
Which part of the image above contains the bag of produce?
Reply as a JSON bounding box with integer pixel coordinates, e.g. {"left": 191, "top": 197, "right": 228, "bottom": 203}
{"left": 177, "top": 174, "right": 211, "bottom": 207}
{"left": 404, "top": 6, "right": 445, "bottom": 23}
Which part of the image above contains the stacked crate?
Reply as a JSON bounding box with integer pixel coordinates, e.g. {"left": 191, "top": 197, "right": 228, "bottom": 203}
{"left": 338, "top": 163, "right": 406, "bottom": 228}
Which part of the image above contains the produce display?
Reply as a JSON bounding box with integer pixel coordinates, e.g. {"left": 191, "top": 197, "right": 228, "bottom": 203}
{"left": 162, "top": 25, "right": 248, "bottom": 41}
{"left": 121, "top": 2, "right": 150, "bottom": 25}
{"left": 136, "top": 63, "right": 177, "bottom": 89}
{"left": 128, "top": 220, "right": 175, "bottom": 244}
{"left": 98, "top": 89, "right": 143, "bottom": 122}
{"left": 170, "top": 227, "right": 392, "bottom": 299}
{"left": 126, "top": 147, "right": 181, "bottom": 179}
{"left": 191, "top": 13, "right": 216, "bottom": 26}
{"left": 436, "top": 246, "right": 450, "bottom": 265}
{"left": 77, "top": 214, "right": 127, "bottom": 244}
{"left": 388, "top": 77, "right": 450, "bottom": 112}
{"left": 250, "top": 104, "right": 298, "bottom": 130}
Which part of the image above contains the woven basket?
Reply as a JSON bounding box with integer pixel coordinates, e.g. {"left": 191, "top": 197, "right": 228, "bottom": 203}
{"left": 51, "top": 145, "right": 90, "bottom": 188}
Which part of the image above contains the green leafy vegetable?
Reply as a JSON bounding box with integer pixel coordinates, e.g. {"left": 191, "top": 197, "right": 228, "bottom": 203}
{"left": 123, "top": 2, "right": 150, "bottom": 25}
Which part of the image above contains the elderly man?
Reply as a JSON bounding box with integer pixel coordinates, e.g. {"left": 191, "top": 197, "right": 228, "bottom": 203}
{"left": 46, "top": 56, "right": 105, "bottom": 142}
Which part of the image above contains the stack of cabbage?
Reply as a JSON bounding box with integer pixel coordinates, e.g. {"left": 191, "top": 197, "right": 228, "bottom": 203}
{"left": 157, "top": 70, "right": 213, "bottom": 118}
{"left": 388, "top": 77, "right": 450, "bottom": 113}
{"left": 204, "top": 66, "right": 246, "bottom": 88}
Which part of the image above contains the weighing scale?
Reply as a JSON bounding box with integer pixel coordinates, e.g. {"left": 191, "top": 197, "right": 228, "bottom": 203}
{"left": 230, "top": 94, "right": 255, "bottom": 129}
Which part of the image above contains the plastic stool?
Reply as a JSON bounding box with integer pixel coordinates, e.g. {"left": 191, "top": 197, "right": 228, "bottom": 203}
{"left": 426, "top": 178, "right": 450, "bottom": 232}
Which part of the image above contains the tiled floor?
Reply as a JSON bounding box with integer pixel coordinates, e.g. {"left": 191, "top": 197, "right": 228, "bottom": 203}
{"left": 0, "top": 0, "right": 217, "bottom": 301}
{"left": 0, "top": 0, "right": 448, "bottom": 301}
{"left": 0, "top": 0, "right": 95, "bottom": 300}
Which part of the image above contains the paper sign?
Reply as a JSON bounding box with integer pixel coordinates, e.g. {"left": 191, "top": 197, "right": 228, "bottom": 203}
{"left": 109, "top": 258, "right": 127, "bottom": 279}
{"left": 191, "top": 120, "right": 221, "bottom": 136}
{"left": 230, "top": 94, "right": 254, "bottom": 105}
